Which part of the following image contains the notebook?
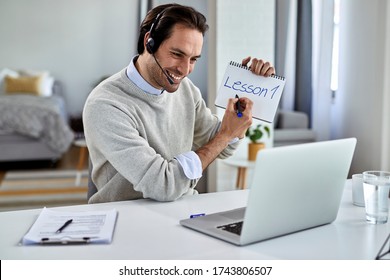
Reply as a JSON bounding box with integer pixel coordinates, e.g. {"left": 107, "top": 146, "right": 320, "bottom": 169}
{"left": 180, "top": 138, "right": 357, "bottom": 246}
{"left": 215, "top": 61, "right": 286, "bottom": 123}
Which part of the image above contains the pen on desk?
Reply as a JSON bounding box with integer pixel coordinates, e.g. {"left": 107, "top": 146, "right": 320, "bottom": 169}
{"left": 190, "top": 213, "right": 205, "bottom": 219}
{"left": 235, "top": 94, "right": 243, "bottom": 118}
{"left": 55, "top": 219, "right": 73, "bottom": 234}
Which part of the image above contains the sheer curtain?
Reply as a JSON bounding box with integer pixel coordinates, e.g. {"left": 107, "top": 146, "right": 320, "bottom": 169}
{"left": 275, "top": 0, "right": 334, "bottom": 140}
{"left": 311, "top": 0, "right": 334, "bottom": 141}
{"left": 294, "top": 0, "right": 312, "bottom": 126}
{"left": 275, "top": 0, "right": 297, "bottom": 111}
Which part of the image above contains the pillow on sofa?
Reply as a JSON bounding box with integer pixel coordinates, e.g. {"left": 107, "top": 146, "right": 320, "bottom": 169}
{"left": 4, "top": 75, "right": 42, "bottom": 95}
{"left": 0, "top": 68, "right": 19, "bottom": 94}
{"left": 19, "top": 69, "right": 55, "bottom": 97}
{"left": 1, "top": 69, "right": 55, "bottom": 96}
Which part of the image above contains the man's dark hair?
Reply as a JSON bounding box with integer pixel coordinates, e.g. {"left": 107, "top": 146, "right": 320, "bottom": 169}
{"left": 137, "top": 3, "right": 209, "bottom": 54}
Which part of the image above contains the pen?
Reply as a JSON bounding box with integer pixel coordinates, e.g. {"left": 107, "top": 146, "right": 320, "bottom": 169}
{"left": 55, "top": 219, "right": 73, "bottom": 234}
{"left": 235, "top": 94, "right": 243, "bottom": 118}
{"left": 190, "top": 213, "right": 205, "bottom": 219}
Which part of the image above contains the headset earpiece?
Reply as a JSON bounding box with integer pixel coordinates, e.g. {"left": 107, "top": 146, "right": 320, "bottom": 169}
{"left": 145, "top": 11, "right": 164, "bottom": 54}
{"left": 146, "top": 37, "right": 155, "bottom": 54}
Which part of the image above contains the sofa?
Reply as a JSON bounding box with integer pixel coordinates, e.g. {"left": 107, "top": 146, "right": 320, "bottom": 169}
{"left": 273, "top": 110, "right": 316, "bottom": 147}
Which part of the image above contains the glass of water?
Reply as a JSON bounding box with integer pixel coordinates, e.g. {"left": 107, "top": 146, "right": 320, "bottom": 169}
{"left": 362, "top": 171, "right": 390, "bottom": 224}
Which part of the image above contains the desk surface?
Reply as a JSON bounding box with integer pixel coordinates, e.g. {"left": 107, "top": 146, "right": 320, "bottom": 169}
{"left": 0, "top": 181, "right": 389, "bottom": 260}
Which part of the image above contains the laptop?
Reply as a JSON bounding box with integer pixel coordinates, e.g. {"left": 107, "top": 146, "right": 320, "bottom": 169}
{"left": 180, "top": 138, "right": 357, "bottom": 246}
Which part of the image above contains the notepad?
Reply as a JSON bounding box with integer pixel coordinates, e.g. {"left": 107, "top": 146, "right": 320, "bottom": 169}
{"left": 21, "top": 207, "right": 118, "bottom": 245}
{"left": 215, "top": 61, "right": 286, "bottom": 123}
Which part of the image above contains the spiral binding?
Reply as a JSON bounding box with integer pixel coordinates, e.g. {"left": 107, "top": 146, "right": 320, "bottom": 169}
{"left": 230, "top": 61, "right": 248, "bottom": 69}
{"left": 229, "top": 61, "right": 285, "bottom": 81}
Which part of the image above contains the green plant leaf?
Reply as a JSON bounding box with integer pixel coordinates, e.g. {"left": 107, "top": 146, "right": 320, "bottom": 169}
{"left": 246, "top": 124, "right": 271, "bottom": 143}
{"left": 264, "top": 125, "right": 271, "bottom": 138}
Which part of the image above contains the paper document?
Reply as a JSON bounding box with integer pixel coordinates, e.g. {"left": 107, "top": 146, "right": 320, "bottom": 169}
{"left": 21, "top": 207, "right": 118, "bottom": 245}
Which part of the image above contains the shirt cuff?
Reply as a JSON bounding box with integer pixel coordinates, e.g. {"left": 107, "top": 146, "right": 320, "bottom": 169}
{"left": 229, "top": 137, "right": 239, "bottom": 145}
{"left": 175, "top": 151, "right": 203, "bottom": 180}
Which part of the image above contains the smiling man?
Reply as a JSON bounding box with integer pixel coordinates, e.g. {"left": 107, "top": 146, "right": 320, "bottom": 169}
{"left": 83, "top": 3, "right": 275, "bottom": 203}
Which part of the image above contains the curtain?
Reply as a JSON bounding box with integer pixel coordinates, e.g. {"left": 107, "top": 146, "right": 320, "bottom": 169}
{"left": 311, "top": 1, "right": 334, "bottom": 141}
{"left": 276, "top": 0, "right": 335, "bottom": 139}
{"left": 294, "top": 0, "right": 312, "bottom": 126}
{"left": 275, "top": 0, "right": 313, "bottom": 127}
{"left": 275, "top": 0, "right": 297, "bottom": 111}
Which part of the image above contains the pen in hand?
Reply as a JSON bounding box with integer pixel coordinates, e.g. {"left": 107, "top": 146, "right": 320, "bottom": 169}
{"left": 56, "top": 219, "right": 73, "bottom": 234}
{"left": 235, "top": 94, "right": 243, "bottom": 118}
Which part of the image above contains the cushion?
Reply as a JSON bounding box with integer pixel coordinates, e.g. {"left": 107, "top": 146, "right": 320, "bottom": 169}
{"left": 4, "top": 75, "right": 43, "bottom": 95}
{"left": 276, "top": 110, "right": 309, "bottom": 129}
{"left": 0, "top": 68, "right": 19, "bottom": 94}
{"left": 19, "top": 69, "right": 54, "bottom": 97}
{"left": 39, "top": 75, "right": 55, "bottom": 97}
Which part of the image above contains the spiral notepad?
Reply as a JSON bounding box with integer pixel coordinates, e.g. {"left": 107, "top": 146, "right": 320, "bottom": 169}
{"left": 215, "top": 61, "right": 286, "bottom": 123}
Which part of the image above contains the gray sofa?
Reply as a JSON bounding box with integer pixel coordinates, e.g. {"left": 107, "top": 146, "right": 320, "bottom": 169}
{"left": 273, "top": 110, "right": 316, "bottom": 147}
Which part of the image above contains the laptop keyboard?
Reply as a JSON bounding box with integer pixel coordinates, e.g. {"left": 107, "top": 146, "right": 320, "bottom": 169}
{"left": 217, "top": 221, "right": 243, "bottom": 235}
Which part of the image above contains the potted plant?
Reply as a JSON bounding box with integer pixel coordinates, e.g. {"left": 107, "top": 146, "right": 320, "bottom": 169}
{"left": 246, "top": 124, "right": 271, "bottom": 161}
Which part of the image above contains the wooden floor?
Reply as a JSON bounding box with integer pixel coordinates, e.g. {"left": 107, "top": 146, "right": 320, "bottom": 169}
{"left": 0, "top": 145, "right": 87, "bottom": 183}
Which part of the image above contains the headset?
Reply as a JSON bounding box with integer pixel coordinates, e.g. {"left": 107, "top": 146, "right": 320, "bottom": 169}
{"left": 145, "top": 9, "right": 174, "bottom": 85}
{"left": 146, "top": 11, "right": 165, "bottom": 54}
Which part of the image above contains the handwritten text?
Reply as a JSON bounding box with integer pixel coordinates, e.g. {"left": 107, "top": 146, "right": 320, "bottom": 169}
{"left": 223, "top": 76, "right": 280, "bottom": 99}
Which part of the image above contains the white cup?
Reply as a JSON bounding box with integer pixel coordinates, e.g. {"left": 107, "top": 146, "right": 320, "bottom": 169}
{"left": 352, "top": 174, "right": 364, "bottom": 207}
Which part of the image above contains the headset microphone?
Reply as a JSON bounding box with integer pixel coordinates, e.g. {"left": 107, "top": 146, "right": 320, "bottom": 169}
{"left": 146, "top": 10, "right": 174, "bottom": 86}
{"left": 152, "top": 53, "right": 174, "bottom": 85}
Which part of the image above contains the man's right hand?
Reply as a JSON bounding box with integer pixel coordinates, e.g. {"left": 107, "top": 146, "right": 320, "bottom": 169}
{"left": 195, "top": 97, "right": 253, "bottom": 171}
{"left": 219, "top": 96, "right": 253, "bottom": 140}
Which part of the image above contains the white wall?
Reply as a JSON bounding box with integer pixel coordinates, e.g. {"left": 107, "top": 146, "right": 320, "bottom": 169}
{"left": 381, "top": 0, "right": 390, "bottom": 171}
{"left": 332, "top": 0, "right": 389, "bottom": 174}
{"left": 0, "top": 0, "right": 137, "bottom": 116}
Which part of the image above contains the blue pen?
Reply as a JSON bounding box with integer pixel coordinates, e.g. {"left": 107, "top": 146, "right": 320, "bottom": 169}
{"left": 190, "top": 213, "right": 205, "bottom": 219}
{"left": 235, "top": 94, "right": 243, "bottom": 118}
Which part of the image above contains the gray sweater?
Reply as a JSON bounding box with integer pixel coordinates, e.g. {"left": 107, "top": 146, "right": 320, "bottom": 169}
{"left": 83, "top": 68, "right": 239, "bottom": 203}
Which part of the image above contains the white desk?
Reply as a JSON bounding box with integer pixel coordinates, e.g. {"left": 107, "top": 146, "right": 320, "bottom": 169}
{"left": 0, "top": 181, "right": 389, "bottom": 260}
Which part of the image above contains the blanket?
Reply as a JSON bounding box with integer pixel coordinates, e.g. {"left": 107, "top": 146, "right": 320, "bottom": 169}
{"left": 0, "top": 94, "right": 74, "bottom": 153}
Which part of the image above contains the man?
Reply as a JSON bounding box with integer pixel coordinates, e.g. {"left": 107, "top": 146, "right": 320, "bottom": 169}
{"left": 83, "top": 3, "right": 275, "bottom": 203}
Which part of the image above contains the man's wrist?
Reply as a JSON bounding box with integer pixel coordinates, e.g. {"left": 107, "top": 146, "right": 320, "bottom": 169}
{"left": 195, "top": 132, "right": 230, "bottom": 170}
